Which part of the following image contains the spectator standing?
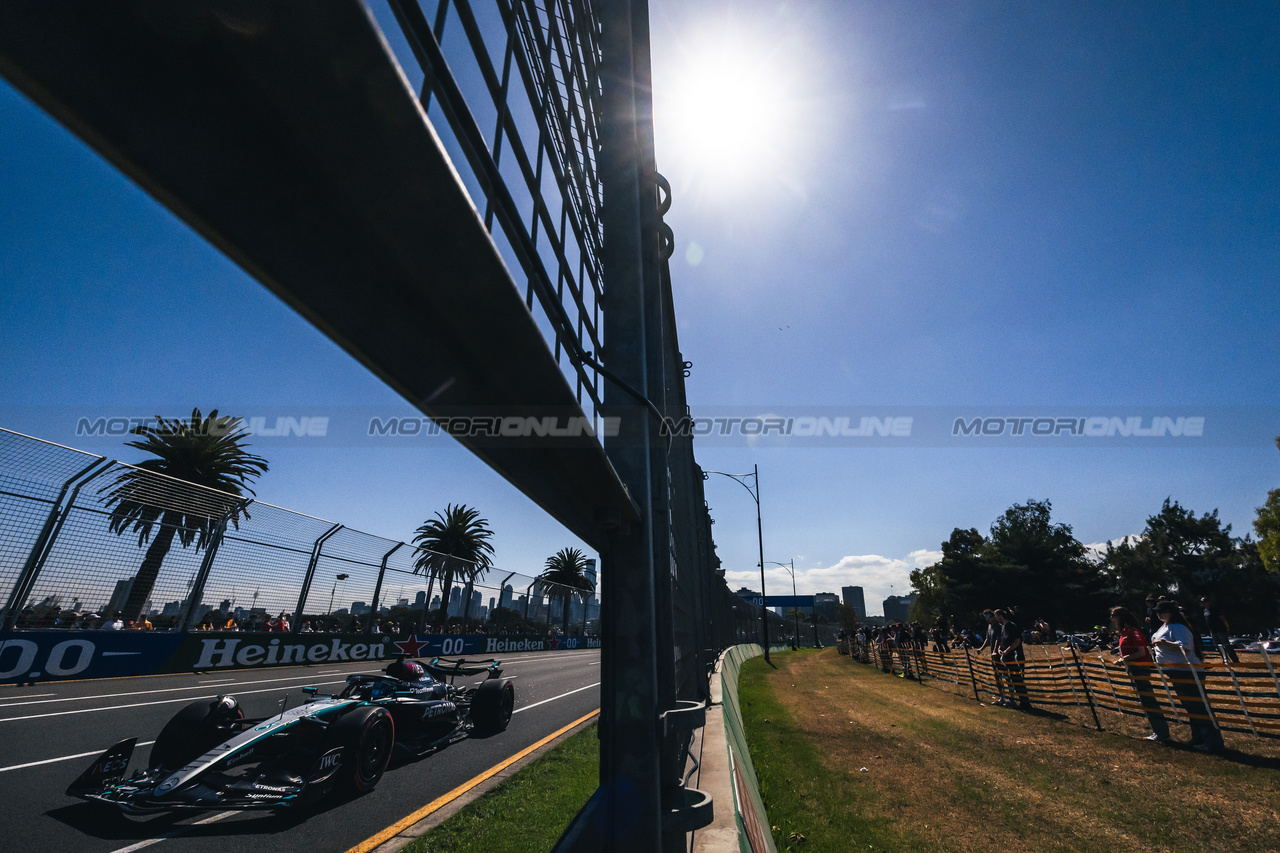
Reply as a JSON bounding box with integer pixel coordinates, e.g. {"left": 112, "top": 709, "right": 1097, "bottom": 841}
{"left": 976, "top": 610, "right": 1003, "bottom": 703}
{"left": 1200, "top": 595, "right": 1238, "bottom": 664}
{"left": 1143, "top": 595, "right": 1159, "bottom": 638}
{"left": 1151, "top": 601, "right": 1224, "bottom": 752}
{"left": 105, "top": 612, "right": 125, "bottom": 630}
{"left": 1108, "top": 606, "right": 1170, "bottom": 742}
{"left": 994, "top": 608, "right": 1032, "bottom": 710}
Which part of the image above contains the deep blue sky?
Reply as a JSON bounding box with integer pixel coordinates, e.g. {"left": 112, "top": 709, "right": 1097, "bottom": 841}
{"left": 2, "top": 1, "right": 1277, "bottom": 614}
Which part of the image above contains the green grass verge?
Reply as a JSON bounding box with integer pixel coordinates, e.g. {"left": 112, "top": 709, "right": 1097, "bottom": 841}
{"left": 739, "top": 652, "right": 921, "bottom": 853}
{"left": 401, "top": 723, "right": 598, "bottom": 853}
{"left": 740, "top": 648, "right": 1280, "bottom": 853}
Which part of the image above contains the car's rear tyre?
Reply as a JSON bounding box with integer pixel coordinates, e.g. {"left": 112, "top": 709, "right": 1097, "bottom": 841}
{"left": 470, "top": 679, "right": 515, "bottom": 735}
{"left": 149, "top": 698, "right": 243, "bottom": 772}
{"left": 329, "top": 707, "right": 395, "bottom": 793}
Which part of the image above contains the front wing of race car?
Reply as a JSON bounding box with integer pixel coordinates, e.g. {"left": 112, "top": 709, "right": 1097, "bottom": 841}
{"left": 66, "top": 698, "right": 360, "bottom": 813}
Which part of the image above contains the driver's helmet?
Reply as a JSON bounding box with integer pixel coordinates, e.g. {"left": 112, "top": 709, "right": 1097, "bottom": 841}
{"left": 386, "top": 659, "right": 425, "bottom": 682}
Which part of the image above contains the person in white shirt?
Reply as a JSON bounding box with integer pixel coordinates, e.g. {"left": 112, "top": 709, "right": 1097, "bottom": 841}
{"left": 1151, "top": 600, "right": 1223, "bottom": 752}
{"left": 105, "top": 613, "right": 125, "bottom": 630}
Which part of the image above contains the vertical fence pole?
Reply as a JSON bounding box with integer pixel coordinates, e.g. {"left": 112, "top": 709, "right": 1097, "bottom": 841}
{"left": 1068, "top": 646, "right": 1103, "bottom": 730}
{"left": 291, "top": 523, "right": 343, "bottom": 632}
{"left": 962, "top": 646, "right": 981, "bottom": 702}
{"left": 1059, "top": 645, "right": 1084, "bottom": 709}
{"left": 1150, "top": 657, "right": 1184, "bottom": 724}
{"left": 1096, "top": 652, "right": 1125, "bottom": 714}
{"left": 1186, "top": 662, "right": 1221, "bottom": 734}
{"left": 367, "top": 542, "right": 403, "bottom": 635}
{"left": 1261, "top": 648, "right": 1280, "bottom": 698}
{"left": 179, "top": 499, "right": 251, "bottom": 630}
{"left": 1222, "top": 657, "right": 1258, "bottom": 736}
{"left": 2, "top": 457, "right": 111, "bottom": 630}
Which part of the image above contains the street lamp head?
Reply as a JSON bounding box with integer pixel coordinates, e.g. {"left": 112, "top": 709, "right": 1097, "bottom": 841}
{"left": 337, "top": 573, "right": 349, "bottom": 581}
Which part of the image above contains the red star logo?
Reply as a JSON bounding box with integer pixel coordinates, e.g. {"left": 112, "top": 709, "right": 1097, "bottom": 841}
{"left": 547, "top": 636, "right": 559, "bottom": 650}
{"left": 394, "top": 635, "right": 428, "bottom": 658}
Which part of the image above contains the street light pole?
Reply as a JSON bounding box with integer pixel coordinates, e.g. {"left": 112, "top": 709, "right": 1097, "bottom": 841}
{"left": 704, "top": 465, "right": 770, "bottom": 663}
{"left": 766, "top": 559, "right": 799, "bottom": 650}
{"left": 328, "top": 573, "right": 349, "bottom": 622}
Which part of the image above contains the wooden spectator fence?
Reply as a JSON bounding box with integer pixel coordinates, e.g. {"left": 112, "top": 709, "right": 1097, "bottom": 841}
{"left": 839, "top": 636, "right": 1280, "bottom": 741}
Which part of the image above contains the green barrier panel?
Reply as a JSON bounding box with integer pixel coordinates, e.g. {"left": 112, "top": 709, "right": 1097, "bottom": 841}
{"left": 716, "top": 643, "right": 778, "bottom": 853}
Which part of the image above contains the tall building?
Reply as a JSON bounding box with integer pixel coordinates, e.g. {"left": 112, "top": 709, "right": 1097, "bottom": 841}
{"left": 813, "top": 592, "right": 840, "bottom": 622}
{"left": 883, "top": 593, "right": 917, "bottom": 624}
{"left": 583, "top": 558, "right": 598, "bottom": 608}
{"left": 500, "top": 583, "right": 514, "bottom": 610}
{"left": 841, "top": 586, "right": 866, "bottom": 620}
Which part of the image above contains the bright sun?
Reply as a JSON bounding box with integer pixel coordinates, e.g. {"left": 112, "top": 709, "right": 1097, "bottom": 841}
{"left": 656, "top": 34, "right": 798, "bottom": 186}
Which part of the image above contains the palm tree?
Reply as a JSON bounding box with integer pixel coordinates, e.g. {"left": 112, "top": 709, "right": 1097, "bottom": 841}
{"left": 106, "top": 409, "right": 268, "bottom": 624}
{"left": 538, "top": 547, "right": 595, "bottom": 636}
{"left": 411, "top": 504, "right": 495, "bottom": 630}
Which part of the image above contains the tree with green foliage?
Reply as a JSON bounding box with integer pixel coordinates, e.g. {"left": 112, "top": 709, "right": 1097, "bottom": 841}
{"left": 538, "top": 547, "right": 595, "bottom": 635}
{"left": 106, "top": 409, "right": 268, "bottom": 624}
{"left": 911, "top": 502, "right": 1101, "bottom": 629}
{"left": 411, "top": 504, "right": 495, "bottom": 629}
{"left": 985, "top": 499, "right": 1102, "bottom": 629}
{"left": 838, "top": 603, "right": 861, "bottom": 632}
{"left": 1100, "top": 497, "right": 1279, "bottom": 632}
{"left": 909, "top": 526, "right": 994, "bottom": 627}
{"left": 1253, "top": 436, "right": 1280, "bottom": 574}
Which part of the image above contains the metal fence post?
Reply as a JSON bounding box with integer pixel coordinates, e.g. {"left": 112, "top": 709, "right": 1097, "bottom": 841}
{"left": 2, "top": 457, "right": 111, "bottom": 630}
{"left": 291, "top": 523, "right": 342, "bottom": 632}
{"left": 367, "top": 542, "right": 404, "bottom": 635}
{"left": 179, "top": 499, "right": 252, "bottom": 630}
{"left": 1068, "top": 646, "right": 1103, "bottom": 730}
{"left": 1185, "top": 661, "right": 1221, "bottom": 734}
{"left": 1221, "top": 657, "right": 1258, "bottom": 736}
{"left": 961, "top": 646, "right": 981, "bottom": 702}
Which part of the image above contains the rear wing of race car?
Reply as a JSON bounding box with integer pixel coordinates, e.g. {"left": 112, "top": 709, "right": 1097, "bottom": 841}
{"left": 424, "top": 657, "right": 504, "bottom": 683}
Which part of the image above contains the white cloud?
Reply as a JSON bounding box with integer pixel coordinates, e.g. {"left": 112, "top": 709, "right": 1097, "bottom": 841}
{"left": 1084, "top": 534, "right": 1143, "bottom": 561}
{"left": 723, "top": 549, "right": 933, "bottom": 616}
{"left": 907, "top": 549, "right": 942, "bottom": 568}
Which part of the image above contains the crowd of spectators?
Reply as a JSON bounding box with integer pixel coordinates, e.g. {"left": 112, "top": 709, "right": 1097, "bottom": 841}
{"left": 837, "top": 594, "right": 1248, "bottom": 752}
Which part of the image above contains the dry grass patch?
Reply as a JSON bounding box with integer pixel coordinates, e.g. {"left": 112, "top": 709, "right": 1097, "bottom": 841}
{"left": 741, "top": 648, "right": 1280, "bottom": 853}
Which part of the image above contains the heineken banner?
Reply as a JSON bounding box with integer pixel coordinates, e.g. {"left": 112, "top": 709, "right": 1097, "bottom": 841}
{"left": 0, "top": 631, "right": 600, "bottom": 684}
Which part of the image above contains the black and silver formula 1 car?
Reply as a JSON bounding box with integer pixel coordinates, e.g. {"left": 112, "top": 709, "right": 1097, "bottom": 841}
{"left": 67, "top": 657, "right": 515, "bottom": 814}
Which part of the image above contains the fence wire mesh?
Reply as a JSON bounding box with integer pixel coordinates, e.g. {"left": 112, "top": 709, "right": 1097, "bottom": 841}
{"left": 0, "top": 428, "right": 599, "bottom": 636}
{"left": 375, "top": 0, "right": 605, "bottom": 421}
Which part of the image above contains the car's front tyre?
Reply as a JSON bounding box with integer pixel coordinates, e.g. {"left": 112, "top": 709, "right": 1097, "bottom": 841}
{"left": 328, "top": 707, "right": 395, "bottom": 793}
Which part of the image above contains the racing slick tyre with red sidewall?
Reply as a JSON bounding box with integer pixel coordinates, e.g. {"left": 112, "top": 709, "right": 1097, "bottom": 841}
{"left": 470, "top": 678, "right": 515, "bottom": 735}
{"left": 149, "top": 697, "right": 244, "bottom": 772}
{"left": 328, "top": 706, "right": 395, "bottom": 793}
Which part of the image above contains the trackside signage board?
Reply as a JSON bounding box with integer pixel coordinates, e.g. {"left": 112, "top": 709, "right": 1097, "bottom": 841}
{"left": 0, "top": 630, "right": 184, "bottom": 683}
{"left": 0, "top": 631, "right": 600, "bottom": 684}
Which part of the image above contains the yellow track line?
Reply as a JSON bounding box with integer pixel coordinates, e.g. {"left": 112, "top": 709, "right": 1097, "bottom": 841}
{"left": 345, "top": 708, "right": 601, "bottom": 853}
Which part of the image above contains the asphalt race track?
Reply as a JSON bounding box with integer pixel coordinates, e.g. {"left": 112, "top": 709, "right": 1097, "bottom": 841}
{"left": 0, "top": 648, "right": 601, "bottom": 853}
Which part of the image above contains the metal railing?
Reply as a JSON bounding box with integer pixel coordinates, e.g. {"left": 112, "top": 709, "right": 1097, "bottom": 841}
{"left": 0, "top": 428, "right": 598, "bottom": 636}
